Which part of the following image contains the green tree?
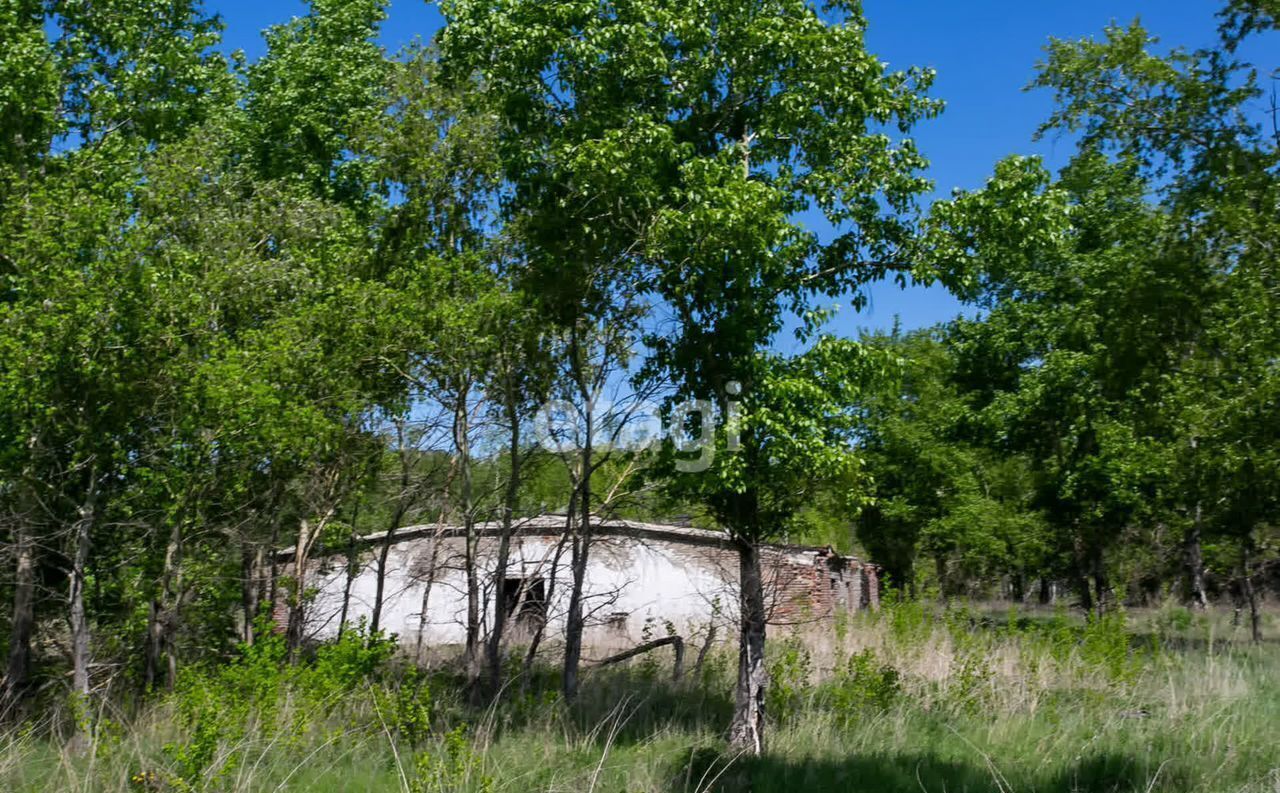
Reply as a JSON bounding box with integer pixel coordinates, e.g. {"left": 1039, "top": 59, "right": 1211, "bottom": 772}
{"left": 923, "top": 7, "right": 1278, "bottom": 618}
{"left": 241, "top": 0, "right": 389, "bottom": 208}
{"left": 440, "top": 0, "right": 942, "bottom": 744}
{"left": 857, "top": 329, "right": 1049, "bottom": 598}
{"left": 0, "top": 0, "right": 236, "bottom": 726}
{"left": 1031, "top": 10, "right": 1278, "bottom": 626}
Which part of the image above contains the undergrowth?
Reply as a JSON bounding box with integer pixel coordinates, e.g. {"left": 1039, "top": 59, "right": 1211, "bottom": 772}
{"left": 2, "top": 603, "right": 1276, "bottom": 792}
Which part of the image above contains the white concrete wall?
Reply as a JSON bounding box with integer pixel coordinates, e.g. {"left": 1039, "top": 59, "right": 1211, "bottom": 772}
{"left": 303, "top": 533, "right": 743, "bottom": 650}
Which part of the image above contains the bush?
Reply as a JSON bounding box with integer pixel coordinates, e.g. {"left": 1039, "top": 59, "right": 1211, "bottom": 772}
{"left": 825, "top": 648, "right": 900, "bottom": 717}
{"left": 162, "top": 620, "right": 398, "bottom": 788}
{"left": 410, "top": 726, "right": 493, "bottom": 793}
{"left": 1079, "top": 609, "right": 1137, "bottom": 681}
{"left": 767, "top": 637, "right": 813, "bottom": 723}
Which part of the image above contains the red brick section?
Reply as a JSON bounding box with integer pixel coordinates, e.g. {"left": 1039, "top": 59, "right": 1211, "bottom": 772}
{"left": 863, "top": 565, "right": 881, "bottom": 610}
{"left": 268, "top": 560, "right": 296, "bottom": 634}
{"left": 760, "top": 548, "right": 880, "bottom": 627}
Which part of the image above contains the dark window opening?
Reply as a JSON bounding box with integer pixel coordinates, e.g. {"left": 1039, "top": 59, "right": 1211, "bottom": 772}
{"left": 830, "top": 575, "right": 848, "bottom": 607}
{"left": 604, "top": 611, "right": 630, "bottom": 635}
{"left": 501, "top": 577, "right": 547, "bottom": 631}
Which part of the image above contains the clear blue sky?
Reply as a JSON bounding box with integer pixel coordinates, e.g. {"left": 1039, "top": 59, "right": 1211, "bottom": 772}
{"left": 208, "top": 0, "right": 1243, "bottom": 335}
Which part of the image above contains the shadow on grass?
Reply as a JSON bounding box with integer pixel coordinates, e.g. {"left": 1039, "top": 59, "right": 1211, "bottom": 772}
{"left": 452, "top": 664, "right": 735, "bottom": 744}
{"left": 670, "top": 748, "right": 1190, "bottom": 793}
{"left": 564, "top": 668, "right": 735, "bottom": 744}
{"left": 1125, "top": 631, "right": 1280, "bottom": 654}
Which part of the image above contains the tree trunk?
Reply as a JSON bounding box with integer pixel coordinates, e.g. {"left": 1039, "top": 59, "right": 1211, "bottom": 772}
{"left": 523, "top": 516, "right": 570, "bottom": 692}
{"left": 144, "top": 600, "right": 162, "bottom": 690}
{"left": 372, "top": 421, "right": 413, "bottom": 636}
{"left": 67, "top": 479, "right": 99, "bottom": 753}
{"left": 727, "top": 539, "right": 767, "bottom": 755}
{"left": 286, "top": 518, "right": 313, "bottom": 662}
{"left": 1092, "top": 549, "right": 1110, "bottom": 618}
{"left": 562, "top": 531, "right": 589, "bottom": 701}
{"left": 338, "top": 530, "right": 357, "bottom": 639}
{"left": 1184, "top": 505, "right": 1209, "bottom": 610}
{"left": 1038, "top": 577, "right": 1053, "bottom": 606}
{"left": 370, "top": 526, "right": 397, "bottom": 636}
{"left": 486, "top": 389, "right": 521, "bottom": 698}
{"left": 934, "top": 554, "right": 949, "bottom": 599}
{"left": 592, "top": 635, "right": 685, "bottom": 680}
{"left": 1074, "top": 568, "right": 1093, "bottom": 612}
{"left": 267, "top": 511, "right": 283, "bottom": 626}
{"left": 145, "top": 520, "right": 183, "bottom": 690}
{"left": 1072, "top": 533, "right": 1094, "bottom": 613}
{"left": 414, "top": 533, "right": 443, "bottom": 665}
{"left": 1241, "top": 539, "right": 1261, "bottom": 643}
{"left": 562, "top": 398, "right": 593, "bottom": 703}
{"left": 336, "top": 498, "right": 364, "bottom": 639}
{"left": 1009, "top": 571, "right": 1026, "bottom": 603}
{"left": 241, "top": 541, "right": 261, "bottom": 645}
{"left": 454, "top": 388, "right": 482, "bottom": 688}
{"left": 693, "top": 623, "right": 718, "bottom": 679}
{"left": 560, "top": 324, "right": 601, "bottom": 703}
{"left": 3, "top": 521, "right": 36, "bottom": 709}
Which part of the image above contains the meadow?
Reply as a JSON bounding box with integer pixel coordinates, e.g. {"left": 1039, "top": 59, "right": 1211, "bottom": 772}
{"left": 2, "top": 602, "right": 1276, "bottom": 793}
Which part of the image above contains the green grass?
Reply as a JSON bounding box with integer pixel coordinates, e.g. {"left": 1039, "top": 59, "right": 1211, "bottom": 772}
{"left": 3, "top": 603, "right": 1278, "bottom": 792}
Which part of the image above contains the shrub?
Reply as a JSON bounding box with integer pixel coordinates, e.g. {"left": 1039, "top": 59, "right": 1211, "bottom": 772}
{"left": 1079, "top": 609, "right": 1137, "bottom": 681}
{"left": 410, "top": 726, "right": 493, "bottom": 793}
{"left": 767, "top": 637, "right": 813, "bottom": 722}
{"left": 826, "top": 648, "right": 900, "bottom": 717}
{"left": 879, "top": 590, "right": 931, "bottom": 646}
{"left": 389, "top": 668, "right": 435, "bottom": 747}
{"left": 302, "top": 619, "right": 396, "bottom": 703}
{"left": 162, "top": 620, "right": 397, "bottom": 788}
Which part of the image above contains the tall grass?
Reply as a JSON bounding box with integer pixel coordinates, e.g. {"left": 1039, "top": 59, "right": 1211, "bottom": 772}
{"left": 3, "top": 603, "right": 1277, "bottom": 792}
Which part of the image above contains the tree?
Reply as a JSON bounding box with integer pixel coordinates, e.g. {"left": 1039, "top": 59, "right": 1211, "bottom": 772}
{"left": 666, "top": 340, "right": 893, "bottom": 751}
{"left": 241, "top": 0, "right": 388, "bottom": 209}
{"left": 0, "top": 0, "right": 414, "bottom": 714}
{"left": 0, "top": 0, "right": 58, "bottom": 176}
{"left": 438, "top": 0, "right": 669, "bottom": 701}
{"left": 440, "top": 0, "right": 943, "bottom": 746}
{"left": 916, "top": 6, "right": 1278, "bottom": 617}
{"left": 857, "top": 329, "right": 1049, "bottom": 598}
{"left": 0, "top": 0, "right": 235, "bottom": 715}
{"left": 927, "top": 151, "right": 1200, "bottom": 612}
{"left": 481, "top": 294, "right": 551, "bottom": 696}
{"left": 1035, "top": 11, "right": 1276, "bottom": 616}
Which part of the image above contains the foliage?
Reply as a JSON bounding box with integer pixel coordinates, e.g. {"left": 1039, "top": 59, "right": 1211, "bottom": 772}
{"left": 4, "top": 607, "right": 1280, "bottom": 792}
{"left": 162, "top": 622, "right": 397, "bottom": 787}
{"left": 825, "top": 649, "right": 901, "bottom": 715}
{"left": 0, "top": 0, "right": 1277, "bottom": 771}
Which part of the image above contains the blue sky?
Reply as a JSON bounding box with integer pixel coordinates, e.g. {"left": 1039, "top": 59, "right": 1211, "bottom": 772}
{"left": 208, "top": 0, "right": 1247, "bottom": 335}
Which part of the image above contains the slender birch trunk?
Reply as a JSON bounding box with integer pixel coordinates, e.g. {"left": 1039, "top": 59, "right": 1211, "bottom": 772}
{"left": 561, "top": 392, "right": 592, "bottom": 702}
{"left": 67, "top": 472, "right": 100, "bottom": 752}
{"left": 486, "top": 380, "right": 521, "bottom": 697}
{"left": 1184, "top": 504, "right": 1209, "bottom": 610}
{"left": 3, "top": 520, "right": 36, "bottom": 709}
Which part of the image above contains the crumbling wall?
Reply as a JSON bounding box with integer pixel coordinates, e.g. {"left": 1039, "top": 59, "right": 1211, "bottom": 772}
{"left": 285, "top": 528, "right": 879, "bottom": 650}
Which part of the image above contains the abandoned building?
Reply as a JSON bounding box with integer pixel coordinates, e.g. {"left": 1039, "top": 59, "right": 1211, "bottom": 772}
{"left": 280, "top": 515, "right": 880, "bottom": 651}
